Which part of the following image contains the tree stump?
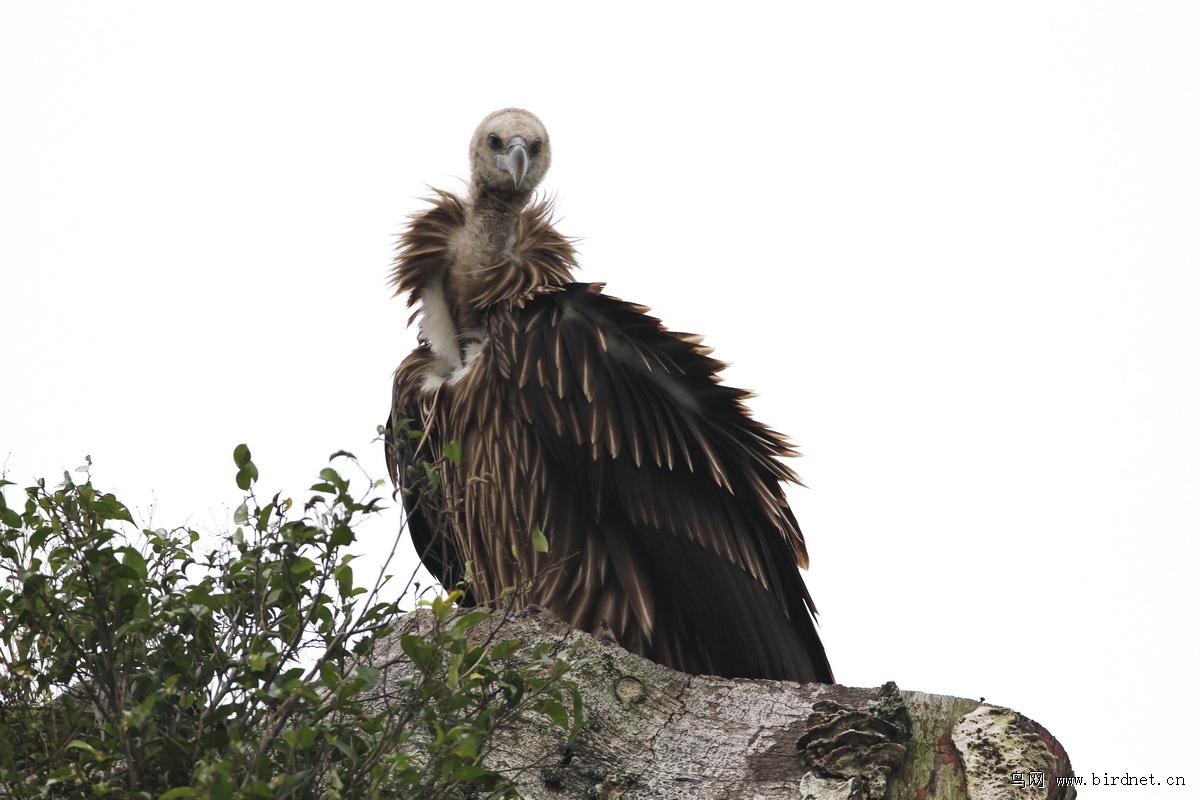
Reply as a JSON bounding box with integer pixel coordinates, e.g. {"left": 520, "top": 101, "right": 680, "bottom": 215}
{"left": 370, "top": 609, "right": 1075, "bottom": 800}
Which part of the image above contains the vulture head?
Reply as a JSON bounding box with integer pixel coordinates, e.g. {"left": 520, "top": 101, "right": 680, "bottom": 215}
{"left": 469, "top": 108, "right": 551, "bottom": 201}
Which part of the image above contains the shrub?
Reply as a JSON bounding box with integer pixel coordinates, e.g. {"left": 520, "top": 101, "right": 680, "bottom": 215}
{"left": 0, "top": 446, "right": 582, "bottom": 799}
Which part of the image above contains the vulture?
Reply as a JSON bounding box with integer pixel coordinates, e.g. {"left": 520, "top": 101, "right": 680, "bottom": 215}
{"left": 385, "top": 109, "right": 833, "bottom": 683}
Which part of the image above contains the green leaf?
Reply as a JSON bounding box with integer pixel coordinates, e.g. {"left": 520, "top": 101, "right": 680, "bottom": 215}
{"left": 65, "top": 739, "right": 100, "bottom": 757}
{"left": 400, "top": 635, "right": 436, "bottom": 669}
{"left": 531, "top": 525, "right": 549, "bottom": 554}
{"left": 330, "top": 522, "right": 354, "bottom": 548}
{"left": 320, "top": 661, "right": 340, "bottom": 687}
{"left": 46, "top": 764, "right": 77, "bottom": 781}
{"left": 335, "top": 564, "right": 354, "bottom": 598}
{"left": 283, "top": 726, "right": 317, "bottom": 749}
{"left": 236, "top": 462, "right": 259, "bottom": 491}
{"left": 355, "top": 664, "right": 381, "bottom": 691}
{"left": 490, "top": 639, "right": 522, "bottom": 660}
{"left": 118, "top": 545, "right": 148, "bottom": 580}
{"left": 454, "top": 609, "right": 493, "bottom": 631}
{"left": 93, "top": 492, "right": 135, "bottom": 524}
{"left": 1, "top": 505, "right": 22, "bottom": 528}
{"left": 211, "top": 769, "right": 234, "bottom": 800}
{"left": 28, "top": 523, "right": 50, "bottom": 551}
{"left": 233, "top": 443, "right": 252, "bottom": 468}
{"left": 290, "top": 557, "right": 316, "bottom": 576}
{"left": 422, "top": 460, "right": 440, "bottom": 491}
{"left": 450, "top": 763, "right": 495, "bottom": 781}
{"left": 442, "top": 441, "right": 462, "bottom": 463}
{"left": 450, "top": 729, "right": 479, "bottom": 759}
{"left": 534, "top": 698, "right": 570, "bottom": 731}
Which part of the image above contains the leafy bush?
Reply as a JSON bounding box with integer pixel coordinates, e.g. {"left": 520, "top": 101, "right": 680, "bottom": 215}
{"left": 0, "top": 446, "right": 583, "bottom": 799}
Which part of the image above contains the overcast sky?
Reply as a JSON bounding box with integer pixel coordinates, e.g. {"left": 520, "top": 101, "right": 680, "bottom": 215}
{"left": 3, "top": 1, "right": 1197, "bottom": 785}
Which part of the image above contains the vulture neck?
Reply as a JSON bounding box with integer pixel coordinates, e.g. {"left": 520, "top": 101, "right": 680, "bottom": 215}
{"left": 465, "top": 186, "right": 531, "bottom": 248}
{"left": 423, "top": 187, "right": 530, "bottom": 379}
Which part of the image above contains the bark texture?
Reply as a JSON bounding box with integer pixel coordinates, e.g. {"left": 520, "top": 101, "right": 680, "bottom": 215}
{"left": 372, "top": 610, "right": 1075, "bottom": 800}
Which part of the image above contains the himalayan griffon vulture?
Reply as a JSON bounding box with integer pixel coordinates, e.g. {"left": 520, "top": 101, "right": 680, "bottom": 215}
{"left": 385, "top": 109, "right": 833, "bottom": 683}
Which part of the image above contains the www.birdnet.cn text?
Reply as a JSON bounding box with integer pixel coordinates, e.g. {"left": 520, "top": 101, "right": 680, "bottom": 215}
{"left": 1010, "top": 771, "right": 1186, "bottom": 789}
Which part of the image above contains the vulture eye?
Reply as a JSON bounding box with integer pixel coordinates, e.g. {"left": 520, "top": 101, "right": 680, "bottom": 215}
{"left": 487, "top": 133, "right": 502, "bottom": 151}
{"left": 530, "top": 139, "right": 543, "bottom": 157}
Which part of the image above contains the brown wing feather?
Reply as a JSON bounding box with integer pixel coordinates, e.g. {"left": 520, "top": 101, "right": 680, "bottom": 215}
{"left": 489, "top": 283, "right": 833, "bottom": 682}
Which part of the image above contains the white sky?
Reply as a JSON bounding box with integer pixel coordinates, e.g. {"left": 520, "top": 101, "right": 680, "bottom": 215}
{"left": 3, "top": 1, "right": 1197, "bottom": 785}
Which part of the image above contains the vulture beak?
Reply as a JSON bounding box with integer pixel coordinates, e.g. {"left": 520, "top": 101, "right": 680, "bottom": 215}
{"left": 497, "top": 136, "right": 529, "bottom": 189}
